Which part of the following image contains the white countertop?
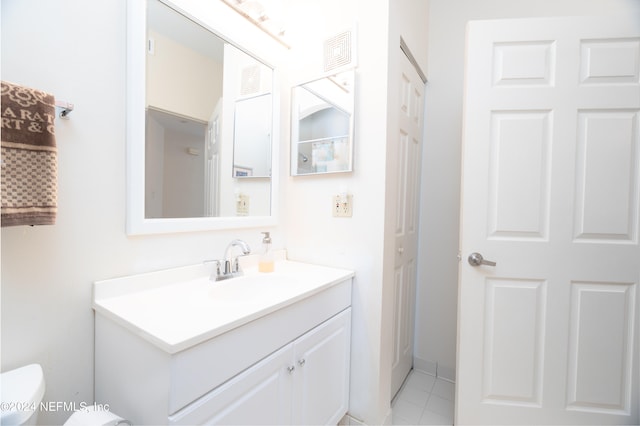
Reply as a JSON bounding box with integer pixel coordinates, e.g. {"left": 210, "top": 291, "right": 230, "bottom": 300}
{"left": 93, "top": 253, "right": 354, "bottom": 354}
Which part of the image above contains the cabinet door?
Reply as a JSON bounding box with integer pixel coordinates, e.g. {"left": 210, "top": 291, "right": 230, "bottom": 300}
{"left": 169, "top": 343, "right": 294, "bottom": 425}
{"left": 293, "top": 308, "right": 351, "bottom": 425}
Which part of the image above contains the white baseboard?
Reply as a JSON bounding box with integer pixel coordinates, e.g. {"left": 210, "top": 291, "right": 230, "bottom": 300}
{"left": 339, "top": 413, "right": 363, "bottom": 425}
{"left": 413, "top": 357, "right": 437, "bottom": 376}
{"left": 381, "top": 407, "right": 393, "bottom": 425}
{"left": 437, "top": 364, "right": 456, "bottom": 383}
{"left": 413, "top": 356, "right": 456, "bottom": 383}
{"left": 340, "top": 411, "right": 388, "bottom": 426}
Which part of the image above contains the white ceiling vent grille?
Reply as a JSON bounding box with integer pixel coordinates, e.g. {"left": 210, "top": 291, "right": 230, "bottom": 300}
{"left": 241, "top": 65, "right": 261, "bottom": 96}
{"left": 324, "top": 29, "right": 356, "bottom": 73}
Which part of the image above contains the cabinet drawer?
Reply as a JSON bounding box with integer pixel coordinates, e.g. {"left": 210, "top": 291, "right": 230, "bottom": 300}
{"left": 169, "top": 308, "right": 351, "bottom": 425}
{"left": 169, "top": 279, "right": 351, "bottom": 414}
{"left": 169, "top": 343, "right": 294, "bottom": 425}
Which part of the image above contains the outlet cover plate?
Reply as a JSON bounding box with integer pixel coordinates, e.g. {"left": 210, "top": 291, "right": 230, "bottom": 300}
{"left": 333, "top": 195, "right": 353, "bottom": 217}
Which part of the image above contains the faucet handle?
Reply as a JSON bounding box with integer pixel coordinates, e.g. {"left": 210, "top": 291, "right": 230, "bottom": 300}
{"left": 204, "top": 259, "right": 222, "bottom": 277}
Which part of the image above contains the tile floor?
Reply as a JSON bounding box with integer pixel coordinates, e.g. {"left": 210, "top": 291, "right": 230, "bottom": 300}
{"left": 391, "top": 370, "right": 455, "bottom": 425}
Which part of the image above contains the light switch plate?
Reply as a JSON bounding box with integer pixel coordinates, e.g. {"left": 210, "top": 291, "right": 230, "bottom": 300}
{"left": 237, "top": 194, "right": 249, "bottom": 216}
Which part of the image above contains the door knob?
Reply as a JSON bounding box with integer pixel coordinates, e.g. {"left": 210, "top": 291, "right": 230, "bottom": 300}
{"left": 468, "top": 252, "right": 496, "bottom": 267}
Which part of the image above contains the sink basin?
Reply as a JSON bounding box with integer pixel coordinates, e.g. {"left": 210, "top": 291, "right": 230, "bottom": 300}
{"left": 93, "top": 256, "right": 354, "bottom": 353}
{"left": 207, "top": 273, "right": 301, "bottom": 300}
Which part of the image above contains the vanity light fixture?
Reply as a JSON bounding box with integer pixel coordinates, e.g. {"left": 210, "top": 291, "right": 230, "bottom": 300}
{"left": 220, "top": 0, "right": 291, "bottom": 48}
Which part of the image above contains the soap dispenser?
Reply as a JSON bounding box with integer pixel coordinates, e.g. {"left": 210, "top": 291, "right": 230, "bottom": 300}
{"left": 258, "top": 232, "right": 274, "bottom": 272}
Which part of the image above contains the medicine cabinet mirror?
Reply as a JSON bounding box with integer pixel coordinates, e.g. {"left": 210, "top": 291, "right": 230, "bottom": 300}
{"left": 126, "top": 0, "right": 278, "bottom": 234}
{"left": 291, "top": 71, "right": 355, "bottom": 176}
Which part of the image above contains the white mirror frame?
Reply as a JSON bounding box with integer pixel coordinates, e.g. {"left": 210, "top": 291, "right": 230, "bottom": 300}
{"left": 126, "top": 0, "right": 280, "bottom": 235}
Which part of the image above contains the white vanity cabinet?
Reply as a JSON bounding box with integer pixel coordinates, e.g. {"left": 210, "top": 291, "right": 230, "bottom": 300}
{"left": 292, "top": 308, "right": 351, "bottom": 425}
{"left": 94, "top": 259, "right": 354, "bottom": 426}
{"left": 170, "top": 309, "right": 351, "bottom": 425}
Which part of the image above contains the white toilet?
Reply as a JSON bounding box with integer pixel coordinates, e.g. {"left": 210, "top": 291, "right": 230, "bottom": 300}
{"left": 0, "top": 364, "right": 131, "bottom": 425}
{"left": 64, "top": 404, "right": 131, "bottom": 426}
{"left": 0, "top": 364, "right": 45, "bottom": 425}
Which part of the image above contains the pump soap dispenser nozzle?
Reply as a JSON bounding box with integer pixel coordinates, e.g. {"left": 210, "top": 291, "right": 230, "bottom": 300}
{"left": 258, "top": 232, "right": 274, "bottom": 273}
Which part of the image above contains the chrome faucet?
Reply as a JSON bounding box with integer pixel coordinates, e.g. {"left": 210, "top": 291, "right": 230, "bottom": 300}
{"left": 213, "top": 239, "right": 251, "bottom": 281}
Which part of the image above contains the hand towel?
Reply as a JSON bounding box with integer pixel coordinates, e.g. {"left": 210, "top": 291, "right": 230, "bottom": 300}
{"left": 1, "top": 81, "right": 58, "bottom": 226}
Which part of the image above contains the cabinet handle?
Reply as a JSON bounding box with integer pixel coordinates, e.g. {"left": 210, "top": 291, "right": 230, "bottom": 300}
{"left": 298, "top": 359, "right": 306, "bottom": 367}
{"left": 287, "top": 365, "right": 295, "bottom": 374}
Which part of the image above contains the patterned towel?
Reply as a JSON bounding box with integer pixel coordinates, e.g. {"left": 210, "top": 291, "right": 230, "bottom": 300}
{"left": 1, "top": 81, "right": 58, "bottom": 226}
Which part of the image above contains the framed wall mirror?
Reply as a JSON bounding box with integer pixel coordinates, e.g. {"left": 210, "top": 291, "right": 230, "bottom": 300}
{"left": 290, "top": 71, "right": 355, "bottom": 176}
{"left": 126, "top": 0, "right": 278, "bottom": 234}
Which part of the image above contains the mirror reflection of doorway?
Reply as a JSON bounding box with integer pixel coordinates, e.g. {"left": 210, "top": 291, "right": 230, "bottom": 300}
{"left": 145, "top": 108, "right": 207, "bottom": 218}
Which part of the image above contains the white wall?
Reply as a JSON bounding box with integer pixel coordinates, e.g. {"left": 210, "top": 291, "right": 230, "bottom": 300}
{"left": 146, "top": 29, "right": 222, "bottom": 122}
{"left": 162, "top": 127, "right": 206, "bottom": 217}
{"left": 283, "top": 0, "right": 429, "bottom": 423}
{"left": 282, "top": 0, "right": 392, "bottom": 422}
{"left": 0, "top": 1, "right": 285, "bottom": 425}
{"left": 415, "top": 0, "right": 640, "bottom": 382}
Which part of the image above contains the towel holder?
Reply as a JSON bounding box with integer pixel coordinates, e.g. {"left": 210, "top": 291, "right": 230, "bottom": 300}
{"left": 55, "top": 100, "right": 74, "bottom": 119}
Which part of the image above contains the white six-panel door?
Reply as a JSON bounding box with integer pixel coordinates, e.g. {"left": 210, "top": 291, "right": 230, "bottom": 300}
{"left": 391, "top": 48, "right": 425, "bottom": 397}
{"left": 457, "top": 16, "right": 640, "bottom": 425}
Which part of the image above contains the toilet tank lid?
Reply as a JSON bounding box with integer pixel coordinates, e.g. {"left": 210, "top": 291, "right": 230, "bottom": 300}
{"left": 0, "top": 364, "right": 46, "bottom": 424}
